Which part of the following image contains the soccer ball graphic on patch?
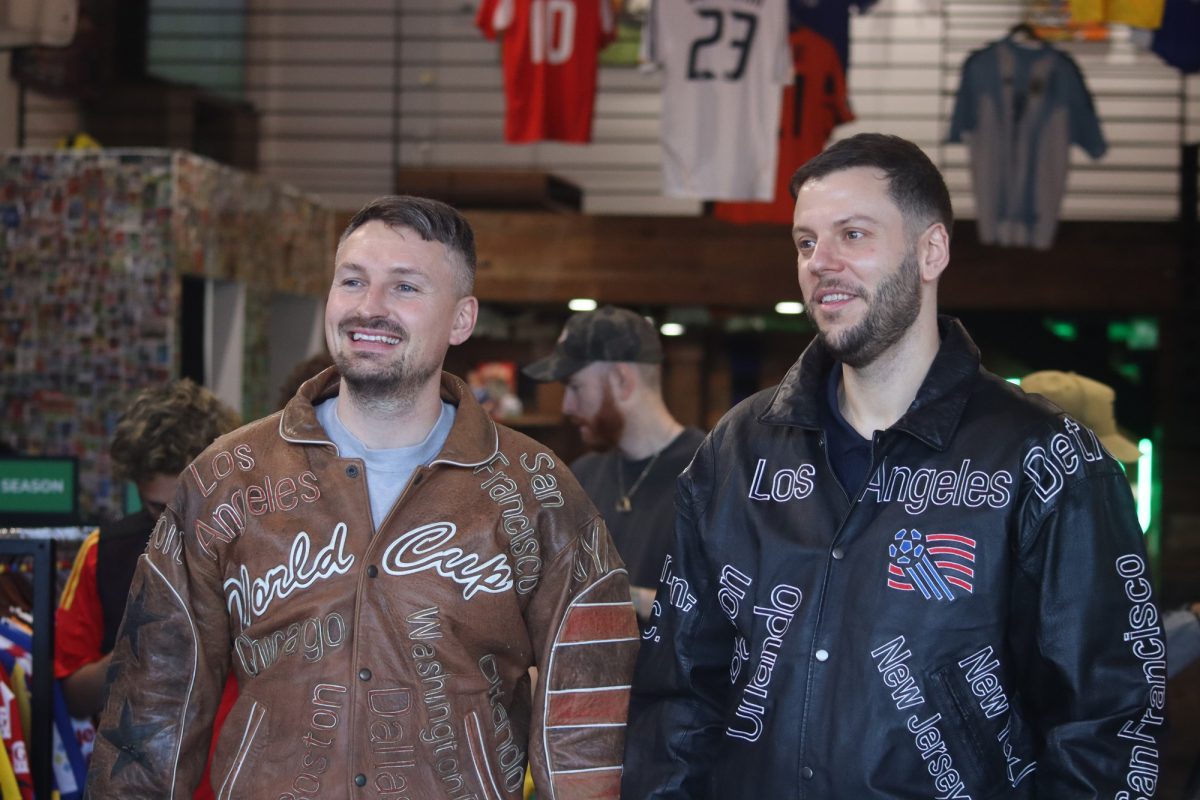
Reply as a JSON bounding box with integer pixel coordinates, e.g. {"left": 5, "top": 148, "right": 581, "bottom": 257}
{"left": 887, "top": 528, "right": 976, "bottom": 601}
{"left": 889, "top": 529, "right": 924, "bottom": 564}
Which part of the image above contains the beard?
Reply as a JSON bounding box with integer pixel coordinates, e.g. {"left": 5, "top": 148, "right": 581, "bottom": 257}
{"left": 333, "top": 316, "right": 439, "bottom": 412}
{"left": 569, "top": 383, "right": 625, "bottom": 452}
{"left": 813, "top": 248, "right": 922, "bottom": 369}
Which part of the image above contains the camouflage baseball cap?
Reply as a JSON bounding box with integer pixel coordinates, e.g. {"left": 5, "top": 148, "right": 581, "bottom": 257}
{"left": 523, "top": 306, "right": 663, "bottom": 382}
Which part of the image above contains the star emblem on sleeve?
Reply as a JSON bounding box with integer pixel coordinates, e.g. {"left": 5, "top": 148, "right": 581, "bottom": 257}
{"left": 100, "top": 700, "right": 159, "bottom": 777}
{"left": 118, "top": 583, "right": 165, "bottom": 660}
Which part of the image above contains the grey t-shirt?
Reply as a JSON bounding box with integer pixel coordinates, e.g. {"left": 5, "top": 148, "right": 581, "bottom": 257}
{"left": 314, "top": 397, "right": 455, "bottom": 531}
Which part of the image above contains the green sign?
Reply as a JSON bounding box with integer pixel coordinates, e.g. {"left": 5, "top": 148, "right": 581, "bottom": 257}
{"left": 0, "top": 458, "right": 78, "bottom": 517}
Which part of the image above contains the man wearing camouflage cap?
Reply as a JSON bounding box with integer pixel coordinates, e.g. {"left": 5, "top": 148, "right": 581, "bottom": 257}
{"left": 525, "top": 306, "right": 705, "bottom": 622}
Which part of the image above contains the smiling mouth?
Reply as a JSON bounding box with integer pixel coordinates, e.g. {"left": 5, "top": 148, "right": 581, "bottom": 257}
{"left": 350, "top": 331, "right": 401, "bottom": 345}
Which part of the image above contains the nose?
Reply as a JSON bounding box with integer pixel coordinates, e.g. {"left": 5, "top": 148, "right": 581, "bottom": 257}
{"left": 804, "top": 240, "right": 839, "bottom": 275}
{"left": 561, "top": 391, "right": 576, "bottom": 417}
{"left": 356, "top": 283, "right": 389, "bottom": 318}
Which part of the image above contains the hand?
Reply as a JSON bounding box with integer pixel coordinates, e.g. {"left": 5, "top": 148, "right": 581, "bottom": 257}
{"left": 62, "top": 652, "right": 114, "bottom": 719}
{"left": 631, "top": 586, "right": 657, "bottom": 621}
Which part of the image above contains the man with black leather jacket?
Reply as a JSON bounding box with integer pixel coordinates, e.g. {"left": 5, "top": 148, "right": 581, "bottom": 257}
{"left": 623, "top": 134, "right": 1163, "bottom": 799}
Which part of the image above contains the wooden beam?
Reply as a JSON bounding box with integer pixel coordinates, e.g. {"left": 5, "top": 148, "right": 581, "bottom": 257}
{"left": 334, "top": 209, "right": 1182, "bottom": 312}
{"left": 468, "top": 211, "right": 800, "bottom": 308}
{"left": 940, "top": 221, "right": 1180, "bottom": 312}
{"left": 397, "top": 167, "right": 582, "bottom": 212}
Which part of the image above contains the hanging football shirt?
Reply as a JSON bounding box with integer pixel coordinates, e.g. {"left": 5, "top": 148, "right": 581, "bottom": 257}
{"left": 714, "top": 27, "right": 854, "bottom": 224}
{"left": 0, "top": 682, "right": 31, "bottom": 800}
{"left": 54, "top": 529, "right": 102, "bottom": 679}
{"left": 642, "top": 0, "right": 792, "bottom": 200}
{"left": 1069, "top": 0, "right": 1165, "bottom": 29}
{"left": 948, "top": 37, "right": 1106, "bottom": 249}
{"left": 789, "top": 0, "right": 879, "bottom": 71}
{"left": 1151, "top": 0, "right": 1200, "bottom": 73}
{"left": 0, "top": 626, "right": 89, "bottom": 800}
{"left": 477, "top": 0, "right": 615, "bottom": 143}
{"left": 0, "top": 733, "right": 22, "bottom": 800}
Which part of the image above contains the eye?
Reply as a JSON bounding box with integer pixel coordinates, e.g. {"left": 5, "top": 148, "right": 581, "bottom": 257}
{"left": 796, "top": 237, "right": 816, "bottom": 253}
{"left": 339, "top": 276, "right": 364, "bottom": 288}
{"left": 845, "top": 229, "right": 864, "bottom": 241}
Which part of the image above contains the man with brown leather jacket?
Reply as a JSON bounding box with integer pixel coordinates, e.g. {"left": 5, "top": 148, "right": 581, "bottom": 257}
{"left": 86, "top": 196, "right": 639, "bottom": 800}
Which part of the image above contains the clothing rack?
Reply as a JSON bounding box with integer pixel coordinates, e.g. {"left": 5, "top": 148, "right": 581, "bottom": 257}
{"left": 0, "top": 538, "right": 55, "bottom": 799}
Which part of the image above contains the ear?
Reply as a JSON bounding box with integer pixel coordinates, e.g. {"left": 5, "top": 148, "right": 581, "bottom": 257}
{"left": 917, "top": 222, "right": 950, "bottom": 284}
{"left": 448, "top": 295, "right": 478, "bottom": 346}
{"left": 608, "top": 362, "right": 638, "bottom": 403}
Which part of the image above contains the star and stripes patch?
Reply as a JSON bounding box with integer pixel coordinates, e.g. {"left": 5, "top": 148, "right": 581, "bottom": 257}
{"left": 887, "top": 529, "right": 976, "bottom": 601}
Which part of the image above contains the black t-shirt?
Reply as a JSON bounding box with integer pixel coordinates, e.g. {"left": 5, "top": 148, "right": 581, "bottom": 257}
{"left": 570, "top": 427, "right": 706, "bottom": 588}
{"left": 821, "top": 363, "right": 873, "bottom": 498}
{"left": 96, "top": 508, "right": 157, "bottom": 654}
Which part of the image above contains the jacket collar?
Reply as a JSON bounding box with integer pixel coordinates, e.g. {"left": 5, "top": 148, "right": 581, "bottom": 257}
{"left": 279, "top": 367, "right": 500, "bottom": 467}
{"left": 759, "top": 316, "right": 981, "bottom": 452}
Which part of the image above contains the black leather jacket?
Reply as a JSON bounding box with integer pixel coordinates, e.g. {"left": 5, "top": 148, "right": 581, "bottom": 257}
{"left": 623, "top": 318, "right": 1163, "bottom": 799}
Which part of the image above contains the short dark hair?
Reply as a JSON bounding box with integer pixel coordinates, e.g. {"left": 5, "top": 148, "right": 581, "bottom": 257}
{"left": 340, "top": 195, "right": 477, "bottom": 295}
{"left": 789, "top": 134, "right": 953, "bottom": 239}
{"left": 110, "top": 379, "right": 240, "bottom": 484}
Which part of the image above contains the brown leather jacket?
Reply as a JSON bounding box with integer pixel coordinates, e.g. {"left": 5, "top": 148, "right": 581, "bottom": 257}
{"left": 86, "top": 370, "right": 639, "bottom": 800}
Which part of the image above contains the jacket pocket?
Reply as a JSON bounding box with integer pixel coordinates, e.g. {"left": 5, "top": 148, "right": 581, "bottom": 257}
{"left": 465, "top": 710, "right": 507, "bottom": 800}
{"left": 217, "top": 700, "right": 266, "bottom": 800}
{"left": 928, "top": 662, "right": 1030, "bottom": 799}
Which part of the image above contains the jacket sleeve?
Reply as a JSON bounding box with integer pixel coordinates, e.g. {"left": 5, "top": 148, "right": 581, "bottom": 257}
{"left": 524, "top": 514, "right": 639, "bottom": 800}
{"left": 1011, "top": 468, "right": 1163, "bottom": 798}
{"left": 621, "top": 436, "right": 733, "bottom": 799}
{"left": 84, "top": 498, "right": 230, "bottom": 798}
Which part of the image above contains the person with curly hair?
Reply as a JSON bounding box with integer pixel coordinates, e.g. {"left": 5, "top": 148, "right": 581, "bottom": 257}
{"left": 56, "top": 379, "right": 239, "bottom": 799}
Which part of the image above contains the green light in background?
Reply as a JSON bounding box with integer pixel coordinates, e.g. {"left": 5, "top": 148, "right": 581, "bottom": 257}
{"left": 1045, "top": 320, "right": 1078, "bottom": 341}
{"left": 1107, "top": 317, "right": 1159, "bottom": 350}
{"left": 1006, "top": 377, "right": 1021, "bottom": 385}
{"left": 1128, "top": 318, "right": 1159, "bottom": 350}
{"left": 1116, "top": 362, "right": 1142, "bottom": 383}
{"left": 1137, "top": 438, "right": 1153, "bottom": 534}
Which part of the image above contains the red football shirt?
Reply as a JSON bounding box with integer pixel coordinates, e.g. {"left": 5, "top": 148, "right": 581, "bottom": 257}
{"left": 477, "top": 0, "right": 615, "bottom": 143}
{"left": 713, "top": 27, "right": 854, "bottom": 224}
{"left": 55, "top": 530, "right": 102, "bottom": 681}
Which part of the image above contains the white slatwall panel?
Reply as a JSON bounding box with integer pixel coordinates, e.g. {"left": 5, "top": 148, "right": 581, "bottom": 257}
{"left": 389, "top": 0, "right": 696, "bottom": 215}
{"left": 842, "top": 0, "right": 1193, "bottom": 222}
{"left": 244, "top": 2, "right": 400, "bottom": 211}
{"left": 21, "top": 94, "right": 80, "bottom": 148}
{"left": 12, "top": 0, "right": 1199, "bottom": 220}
